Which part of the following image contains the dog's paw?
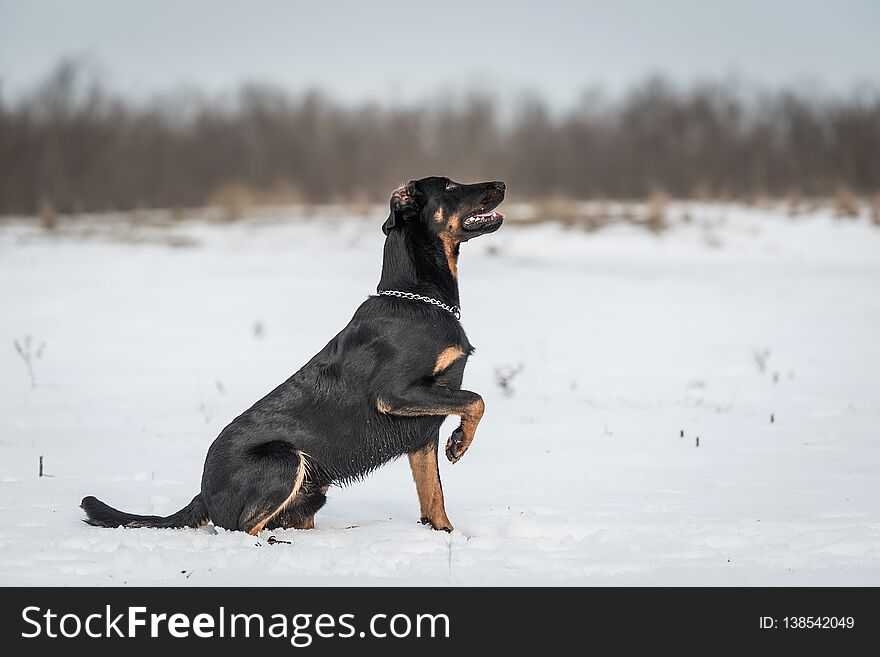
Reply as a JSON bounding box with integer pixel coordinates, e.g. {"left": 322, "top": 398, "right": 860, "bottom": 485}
{"left": 445, "top": 426, "right": 468, "bottom": 464}
{"left": 420, "top": 517, "right": 454, "bottom": 533}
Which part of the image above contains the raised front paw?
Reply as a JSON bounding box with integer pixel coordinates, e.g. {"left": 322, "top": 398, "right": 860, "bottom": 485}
{"left": 445, "top": 426, "right": 469, "bottom": 464}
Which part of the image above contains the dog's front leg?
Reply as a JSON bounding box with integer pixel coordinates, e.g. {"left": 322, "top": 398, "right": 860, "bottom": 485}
{"left": 377, "top": 386, "right": 485, "bottom": 464}
{"left": 407, "top": 439, "right": 453, "bottom": 531}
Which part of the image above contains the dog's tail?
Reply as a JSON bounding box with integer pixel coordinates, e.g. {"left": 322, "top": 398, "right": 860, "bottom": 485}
{"left": 80, "top": 493, "right": 208, "bottom": 529}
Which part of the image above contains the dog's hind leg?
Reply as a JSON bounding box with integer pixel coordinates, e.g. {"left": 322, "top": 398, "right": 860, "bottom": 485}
{"left": 265, "top": 483, "right": 328, "bottom": 531}
{"left": 233, "top": 447, "right": 311, "bottom": 536}
{"left": 408, "top": 439, "right": 453, "bottom": 532}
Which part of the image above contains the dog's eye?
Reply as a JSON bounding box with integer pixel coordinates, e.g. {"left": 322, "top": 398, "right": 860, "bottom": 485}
{"left": 445, "top": 181, "right": 457, "bottom": 191}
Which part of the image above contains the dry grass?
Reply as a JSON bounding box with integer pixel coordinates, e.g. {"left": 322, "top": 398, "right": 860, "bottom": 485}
{"left": 527, "top": 198, "right": 615, "bottom": 232}
{"left": 787, "top": 189, "right": 803, "bottom": 217}
{"left": 516, "top": 196, "right": 674, "bottom": 233}
{"left": 206, "top": 181, "right": 319, "bottom": 222}
{"left": 834, "top": 186, "right": 861, "bottom": 218}
{"left": 15, "top": 191, "right": 880, "bottom": 245}
{"left": 39, "top": 199, "right": 58, "bottom": 231}
{"left": 532, "top": 198, "right": 587, "bottom": 224}
{"left": 207, "top": 182, "right": 256, "bottom": 222}
{"left": 691, "top": 184, "right": 714, "bottom": 202}
{"left": 641, "top": 192, "right": 669, "bottom": 233}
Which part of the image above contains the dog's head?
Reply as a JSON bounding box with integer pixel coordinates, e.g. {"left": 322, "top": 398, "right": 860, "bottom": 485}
{"left": 382, "top": 176, "right": 506, "bottom": 242}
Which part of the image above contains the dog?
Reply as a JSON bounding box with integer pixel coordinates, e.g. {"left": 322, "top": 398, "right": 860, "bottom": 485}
{"left": 81, "top": 176, "right": 506, "bottom": 534}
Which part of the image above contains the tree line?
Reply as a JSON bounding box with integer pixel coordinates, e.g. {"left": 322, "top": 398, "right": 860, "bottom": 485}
{"left": 1, "top": 60, "right": 878, "bottom": 216}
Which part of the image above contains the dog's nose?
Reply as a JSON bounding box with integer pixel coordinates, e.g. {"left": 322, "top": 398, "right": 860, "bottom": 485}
{"left": 493, "top": 181, "right": 506, "bottom": 191}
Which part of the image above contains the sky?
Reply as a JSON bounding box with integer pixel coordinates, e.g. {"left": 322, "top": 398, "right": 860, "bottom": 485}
{"left": 1, "top": 0, "right": 879, "bottom": 107}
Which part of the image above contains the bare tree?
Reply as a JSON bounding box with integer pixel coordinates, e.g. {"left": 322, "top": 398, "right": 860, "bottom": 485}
{"left": 1, "top": 59, "right": 878, "bottom": 217}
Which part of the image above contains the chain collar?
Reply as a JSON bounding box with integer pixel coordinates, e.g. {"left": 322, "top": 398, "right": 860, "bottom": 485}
{"left": 377, "top": 290, "right": 461, "bottom": 320}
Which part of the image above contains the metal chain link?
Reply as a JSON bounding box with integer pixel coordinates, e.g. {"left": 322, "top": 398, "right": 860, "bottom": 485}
{"left": 377, "top": 290, "right": 461, "bottom": 320}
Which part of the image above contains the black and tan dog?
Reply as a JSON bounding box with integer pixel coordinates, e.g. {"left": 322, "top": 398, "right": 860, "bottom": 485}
{"left": 81, "top": 176, "right": 505, "bottom": 534}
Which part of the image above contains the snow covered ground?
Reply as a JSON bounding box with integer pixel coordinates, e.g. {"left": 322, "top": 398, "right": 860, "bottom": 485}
{"left": 1, "top": 203, "right": 879, "bottom": 586}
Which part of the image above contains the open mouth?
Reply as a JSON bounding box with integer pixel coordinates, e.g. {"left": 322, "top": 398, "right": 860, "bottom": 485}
{"left": 462, "top": 209, "right": 505, "bottom": 232}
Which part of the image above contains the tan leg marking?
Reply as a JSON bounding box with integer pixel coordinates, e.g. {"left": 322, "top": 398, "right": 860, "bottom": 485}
{"left": 408, "top": 442, "right": 453, "bottom": 531}
{"left": 378, "top": 390, "right": 485, "bottom": 462}
{"left": 247, "top": 452, "right": 310, "bottom": 536}
{"left": 460, "top": 397, "right": 485, "bottom": 439}
{"left": 433, "top": 346, "right": 465, "bottom": 374}
{"left": 445, "top": 397, "right": 485, "bottom": 463}
{"left": 293, "top": 515, "right": 315, "bottom": 530}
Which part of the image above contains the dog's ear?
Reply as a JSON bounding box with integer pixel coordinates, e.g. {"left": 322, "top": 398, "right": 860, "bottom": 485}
{"left": 382, "top": 182, "right": 419, "bottom": 235}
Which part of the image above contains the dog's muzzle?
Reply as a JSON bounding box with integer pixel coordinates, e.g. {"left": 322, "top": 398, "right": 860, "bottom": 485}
{"left": 462, "top": 210, "right": 504, "bottom": 232}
